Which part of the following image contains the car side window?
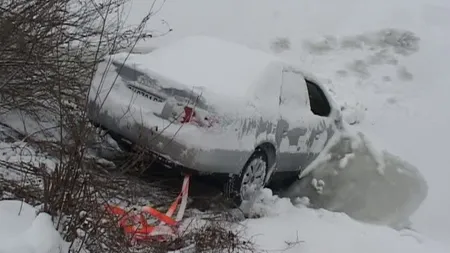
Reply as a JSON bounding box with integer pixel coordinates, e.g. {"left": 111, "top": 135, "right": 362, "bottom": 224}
{"left": 305, "top": 79, "right": 331, "bottom": 117}
{"left": 280, "top": 67, "right": 310, "bottom": 110}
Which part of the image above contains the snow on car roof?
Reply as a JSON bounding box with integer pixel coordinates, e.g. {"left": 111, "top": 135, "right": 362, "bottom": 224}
{"left": 117, "top": 36, "right": 280, "bottom": 98}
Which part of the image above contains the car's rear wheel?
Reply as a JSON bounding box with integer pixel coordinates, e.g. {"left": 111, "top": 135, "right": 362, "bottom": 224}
{"left": 225, "top": 150, "right": 268, "bottom": 206}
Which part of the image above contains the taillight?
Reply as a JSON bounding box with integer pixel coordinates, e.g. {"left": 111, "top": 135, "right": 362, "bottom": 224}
{"left": 181, "top": 106, "right": 195, "bottom": 123}
{"left": 180, "top": 106, "right": 217, "bottom": 128}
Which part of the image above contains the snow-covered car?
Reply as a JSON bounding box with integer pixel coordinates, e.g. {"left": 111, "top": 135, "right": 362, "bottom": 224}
{"left": 87, "top": 36, "right": 344, "bottom": 203}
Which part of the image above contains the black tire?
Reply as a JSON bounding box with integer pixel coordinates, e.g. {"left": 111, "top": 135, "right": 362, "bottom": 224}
{"left": 224, "top": 150, "right": 269, "bottom": 206}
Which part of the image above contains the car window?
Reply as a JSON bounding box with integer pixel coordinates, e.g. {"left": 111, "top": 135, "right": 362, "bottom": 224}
{"left": 280, "top": 67, "right": 310, "bottom": 110}
{"left": 305, "top": 79, "right": 331, "bottom": 117}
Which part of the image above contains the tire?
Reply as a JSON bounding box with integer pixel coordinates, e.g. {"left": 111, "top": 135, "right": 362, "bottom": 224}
{"left": 224, "top": 150, "right": 269, "bottom": 206}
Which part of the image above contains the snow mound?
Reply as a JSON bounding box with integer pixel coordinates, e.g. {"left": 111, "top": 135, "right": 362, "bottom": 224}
{"left": 243, "top": 189, "right": 449, "bottom": 253}
{"left": 0, "top": 200, "right": 69, "bottom": 253}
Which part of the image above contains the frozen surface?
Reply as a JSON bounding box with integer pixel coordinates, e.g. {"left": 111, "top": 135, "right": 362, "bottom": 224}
{"left": 0, "top": 200, "right": 69, "bottom": 253}
{"left": 284, "top": 131, "right": 428, "bottom": 229}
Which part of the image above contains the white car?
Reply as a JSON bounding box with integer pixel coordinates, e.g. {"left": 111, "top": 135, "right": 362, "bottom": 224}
{"left": 87, "top": 36, "right": 344, "bottom": 204}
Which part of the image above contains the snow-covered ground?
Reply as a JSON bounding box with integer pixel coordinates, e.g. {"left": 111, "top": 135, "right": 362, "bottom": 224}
{"left": 0, "top": 201, "right": 69, "bottom": 253}
{"left": 122, "top": 0, "right": 450, "bottom": 251}
{"left": 243, "top": 189, "right": 449, "bottom": 253}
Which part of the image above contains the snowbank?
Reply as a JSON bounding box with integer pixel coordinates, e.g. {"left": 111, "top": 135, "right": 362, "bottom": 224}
{"left": 243, "top": 189, "right": 448, "bottom": 253}
{"left": 0, "top": 201, "right": 69, "bottom": 253}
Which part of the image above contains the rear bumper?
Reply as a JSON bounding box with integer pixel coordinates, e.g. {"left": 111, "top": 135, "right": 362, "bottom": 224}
{"left": 135, "top": 125, "right": 251, "bottom": 175}
{"left": 145, "top": 137, "right": 251, "bottom": 176}
{"left": 94, "top": 113, "right": 251, "bottom": 175}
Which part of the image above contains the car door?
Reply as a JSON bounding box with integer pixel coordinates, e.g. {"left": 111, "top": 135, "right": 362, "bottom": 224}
{"left": 302, "top": 79, "right": 336, "bottom": 167}
{"left": 276, "top": 67, "right": 335, "bottom": 173}
{"left": 276, "top": 66, "right": 313, "bottom": 172}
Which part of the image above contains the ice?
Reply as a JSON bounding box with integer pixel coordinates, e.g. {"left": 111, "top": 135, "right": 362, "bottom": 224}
{"left": 283, "top": 131, "right": 429, "bottom": 230}
{"left": 0, "top": 200, "right": 69, "bottom": 253}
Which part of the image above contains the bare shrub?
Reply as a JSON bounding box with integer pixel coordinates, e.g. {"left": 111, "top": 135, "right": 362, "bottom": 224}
{"left": 144, "top": 217, "right": 256, "bottom": 253}
{"left": 0, "top": 0, "right": 169, "bottom": 252}
{"left": 190, "top": 222, "right": 255, "bottom": 253}
{"left": 0, "top": 0, "right": 257, "bottom": 252}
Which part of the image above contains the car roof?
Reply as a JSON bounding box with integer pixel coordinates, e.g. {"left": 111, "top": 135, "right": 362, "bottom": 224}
{"left": 116, "top": 36, "right": 282, "bottom": 98}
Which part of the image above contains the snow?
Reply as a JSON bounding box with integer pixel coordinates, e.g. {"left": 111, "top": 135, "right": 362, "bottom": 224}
{"left": 0, "top": 141, "right": 57, "bottom": 169}
{"left": 0, "top": 200, "right": 69, "bottom": 253}
{"left": 339, "top": 153, "right": 355, "bottom": 169}
{"left": 112, "top": 35, "right": 280, "bottom": 100}
{"left": 244, "top": 189, "right": 449, "bottom": 253}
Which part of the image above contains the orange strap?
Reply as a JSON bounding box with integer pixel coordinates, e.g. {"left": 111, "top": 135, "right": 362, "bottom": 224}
{"left": 104, "top": 174, "right": 190, "bottom": 242}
